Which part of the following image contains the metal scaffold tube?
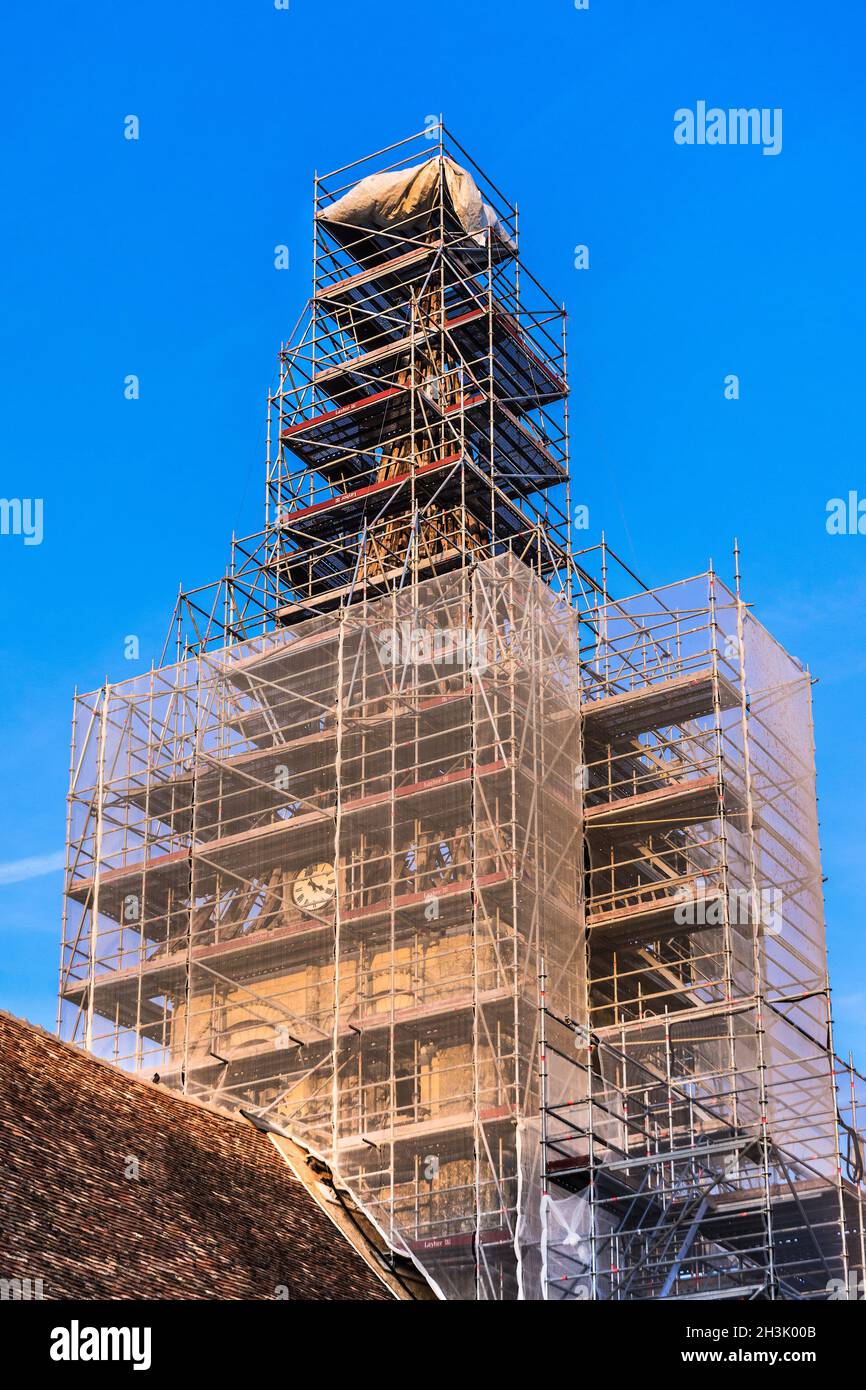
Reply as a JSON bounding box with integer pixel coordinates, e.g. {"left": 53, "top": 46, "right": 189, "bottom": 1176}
{"left": 57, "top": 128, "right": 864, "bottom": 1301}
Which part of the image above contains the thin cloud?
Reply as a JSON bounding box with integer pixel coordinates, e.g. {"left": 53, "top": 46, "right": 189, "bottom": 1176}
{"left": 0, "top": 850, "right": 66, "bottom": 886}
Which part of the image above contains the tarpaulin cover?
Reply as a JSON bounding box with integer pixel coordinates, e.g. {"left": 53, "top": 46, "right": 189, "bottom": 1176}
{"left": 318, "top": 155, "right": 516, "bottom": 261}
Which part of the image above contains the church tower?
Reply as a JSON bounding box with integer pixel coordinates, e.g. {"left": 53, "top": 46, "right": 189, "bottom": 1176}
{"left": 59, "top": 125, "right": 862, "bottom": 1301}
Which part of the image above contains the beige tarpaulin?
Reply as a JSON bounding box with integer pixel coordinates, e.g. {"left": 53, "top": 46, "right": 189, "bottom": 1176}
{"left": 318, "top": 155, "right": 516, "bottom": 258}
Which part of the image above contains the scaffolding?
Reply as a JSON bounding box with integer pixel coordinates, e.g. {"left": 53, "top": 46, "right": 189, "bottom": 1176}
{"left": 542, "top": 550, "right": 865, "bottom": 1299}
{"left": 58, "top": 125, "right": 865, "bottom": 1300}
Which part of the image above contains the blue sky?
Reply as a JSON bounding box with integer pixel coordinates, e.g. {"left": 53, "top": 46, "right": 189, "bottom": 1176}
{"left": 1, "top": 0, "right": 864, "bottom": 1059}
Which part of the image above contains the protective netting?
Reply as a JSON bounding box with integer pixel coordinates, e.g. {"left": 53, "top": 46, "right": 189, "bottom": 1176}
{"left": 60, "top": 553, "right": 584, "bottom": 1300}
{"left": 740, "top": 610, "right": 836, "bottom": 1178}
{"left": 58, "top": 558, "right": 864, "bottom": 1299}
{"left": 537, "top": 572, "right": 856, "bottom": 1299}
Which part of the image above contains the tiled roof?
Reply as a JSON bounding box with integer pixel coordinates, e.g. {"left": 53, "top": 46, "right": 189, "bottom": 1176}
{"left": 0, "top": 1011, "right": 395, "bottom": 1301}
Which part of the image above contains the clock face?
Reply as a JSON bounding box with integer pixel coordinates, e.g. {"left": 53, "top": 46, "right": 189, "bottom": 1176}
{"left": 292, "top": 861, "right": 336, "bottom": 913}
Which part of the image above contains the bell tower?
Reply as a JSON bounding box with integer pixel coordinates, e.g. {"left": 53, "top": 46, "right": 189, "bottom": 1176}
{"left": 60, "top": 125, "right": 580, "bottom": 1300}
{"left": 60, "top": 125, "right": 860, "bottom": 1303}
